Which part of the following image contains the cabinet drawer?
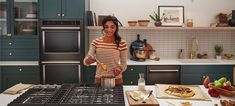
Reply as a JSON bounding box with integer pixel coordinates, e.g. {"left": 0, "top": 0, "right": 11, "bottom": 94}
{"left": 123, "top": 76, "right": 139, "bottom": 85}
{"left": 1, "top": 49, "right": 39, "bottom": 61}
{"left": 125, "top": 66, "right": 146, "bottom": 74}
{"left": 2, "top": 66, "right": 39, "bottom": 75}
{"left": 2, "top": 39, "right": 39, "bottom": 49}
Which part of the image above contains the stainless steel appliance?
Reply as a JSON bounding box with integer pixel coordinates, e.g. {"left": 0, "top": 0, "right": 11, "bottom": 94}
{"left": 41, "top": 61, "right": 81, "bottom": 84}
{"left": 147, "top": 65, "right": 180, "bottom": 84}
{"left": 8, "top": 84, "right": 125, "bottom": 106}
{"left": 40, "top": 20, "right": 83, "bottom": 61}
{"left": 40, "top": 20, "right": 84, "bottom": 84}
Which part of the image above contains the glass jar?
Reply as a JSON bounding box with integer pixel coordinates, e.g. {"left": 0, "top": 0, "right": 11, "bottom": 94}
{"left": 138, "top": 73, "right": 145, "bottom": 91}
{"left": 187, "top": 19, "right": 193, "bottom": 27}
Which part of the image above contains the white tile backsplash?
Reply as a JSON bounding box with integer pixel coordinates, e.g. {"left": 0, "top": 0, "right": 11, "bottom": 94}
{"left": 89, "top": 29, "right": 235, "bottom": 59}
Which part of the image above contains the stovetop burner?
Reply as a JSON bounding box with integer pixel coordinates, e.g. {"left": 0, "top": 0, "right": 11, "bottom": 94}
{"left": 8, "top": 84, "right": 125, "bottom": 106}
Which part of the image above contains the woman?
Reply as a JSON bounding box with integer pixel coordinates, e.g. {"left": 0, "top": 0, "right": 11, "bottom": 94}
{"left": 83, "top": 16, "right": 128, "bottom": 85}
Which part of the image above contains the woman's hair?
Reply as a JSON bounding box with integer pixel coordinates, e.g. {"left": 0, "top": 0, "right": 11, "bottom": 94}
{"left": 102, "top": 15, "right": 121, "bottom": 47}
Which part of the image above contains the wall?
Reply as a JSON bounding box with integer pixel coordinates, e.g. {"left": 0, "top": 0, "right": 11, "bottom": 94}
{"left": 90, "top": 0, "right": 235, "bottom": 27}
{"left": 89, "top": 29, "right": 235, "bottom": 59}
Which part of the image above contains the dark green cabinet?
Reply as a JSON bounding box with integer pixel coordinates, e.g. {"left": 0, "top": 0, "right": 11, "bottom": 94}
{"left": 1, "top": 66, "right": 40, "bottom": 92}
{"left": 84, "top": 66, "right": 96, "bottom": 85}
{"left": 39, "top": 0, "right": 85, "bottom": 19}
{"left": 123, "top": 65, "right": 146, "bottom": 85}
{"left": 181, "top": 65, "right": 234, "bottom": 85}
{"left": 84, "top": 65, "right": 146, "bottom": 85}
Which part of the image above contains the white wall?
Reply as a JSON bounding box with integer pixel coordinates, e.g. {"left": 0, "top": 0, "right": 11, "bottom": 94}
{"left": 90, "top": 0, "right": 235, "bottom": 27}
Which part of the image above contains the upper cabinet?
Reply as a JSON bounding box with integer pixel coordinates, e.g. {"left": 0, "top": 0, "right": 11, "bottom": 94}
{"left": 0, "top": 0, "right": 38, "bottom": 37}
{"left": 39, "top": 0, "right": 85, "bottom": 19}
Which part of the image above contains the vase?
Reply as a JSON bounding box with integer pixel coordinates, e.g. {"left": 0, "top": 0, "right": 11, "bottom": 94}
{"left": 229, "top": 19, "right": 235, "bottom": 26}
{"left": 216, "top": 55, "right": 222, "bottom": 60}
{"left": 154, "top": 21, "right": 162, "bottom": 27}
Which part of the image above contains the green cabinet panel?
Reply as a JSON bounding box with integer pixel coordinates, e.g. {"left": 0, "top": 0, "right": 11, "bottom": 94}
{"left": 1, "top": 66, "right": 40, "bottom": 92}
{"left": 84, "top": 65, "right": 146, "bottom": 85}
{"left": 181, "top": 65, "right": 233, "bottom": 85}
{"left": 2, "top": 38, "right": 39, "bottom": 49}
{"left": 123, "top": 65, "right": 146, "bottom": 85}
{"left": 84, "top": 66, "right": 96, "bottom": 85}
{"left": 1, "top": 49, "right": 39, "bottom": 61}
{"left": 39, "top": 0, "right": 85, "bottom": 19}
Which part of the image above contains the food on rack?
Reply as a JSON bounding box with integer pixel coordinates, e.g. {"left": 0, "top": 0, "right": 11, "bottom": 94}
{"left": 220, "top": 100, "right": 235, "bottom": 106}
{"left": 164, "top": 86, "right": 195, "bottom": 97}
{"left": 181, "top": 102, "right": 192, "bottom": 106}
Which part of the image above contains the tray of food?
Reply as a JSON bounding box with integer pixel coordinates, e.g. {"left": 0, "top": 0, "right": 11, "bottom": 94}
{"left": 155, "top": 84, "right": 211, "bottom": 101}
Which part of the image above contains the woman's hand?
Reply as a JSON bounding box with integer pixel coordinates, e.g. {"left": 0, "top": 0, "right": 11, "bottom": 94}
{"left": 112, "top": 66, "right": 122, "bottom": 76}
{"left": 85, "top": 55, "right": 96, "bottom": 65}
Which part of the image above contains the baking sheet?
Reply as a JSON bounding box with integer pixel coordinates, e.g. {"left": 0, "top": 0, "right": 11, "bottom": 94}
{"left": 155, "top": 84, "right": 211, "bottom": 101}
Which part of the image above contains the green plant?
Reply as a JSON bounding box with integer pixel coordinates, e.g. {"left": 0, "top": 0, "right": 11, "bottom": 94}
{"left": 149, "top": 12, "right": 164, "bottom": 22}
{"left": 214, "top": 44, "right": 223, "bottom": 56}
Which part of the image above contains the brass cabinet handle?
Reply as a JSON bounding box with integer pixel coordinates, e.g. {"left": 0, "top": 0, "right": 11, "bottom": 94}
{"left": 130, "top": 68, "right": 134, "bottom": 71}
{"left": 57, "top": 13, "right": 61, "bottom": 16}
{"left": 9, "top": 52, "right": 12, "bottom": 56}
{"left": 62, "top": 13, "right": 65, "bottom": 17}
{"left": 19, "top": 68, "right": 22, "bottom": 71}
{"left": 8, "top": 42, "right": 12, "bottom": 46}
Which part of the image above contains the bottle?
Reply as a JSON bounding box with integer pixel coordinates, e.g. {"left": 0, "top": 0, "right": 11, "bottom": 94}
{"left": 178, "top": 49, "right": 183, "bottom": 59}
{"left": 138, "top": 73, "right": 145, "bottom": 91}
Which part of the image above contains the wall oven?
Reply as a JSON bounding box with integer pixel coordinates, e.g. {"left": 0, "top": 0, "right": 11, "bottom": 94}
{"left": 40, "top": 20, "right": 83, "bottom": 61}
{"left": 42, "top": 61, "right": 81, "bottom": 84}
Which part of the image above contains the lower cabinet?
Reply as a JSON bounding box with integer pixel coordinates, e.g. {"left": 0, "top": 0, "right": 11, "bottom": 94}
{"left": 0, "top": 66, "right": 40, "bottom": 92}
{"left": 123, "top": 65, "right": 146, "bottom": 85}
{"left": 181, "top": 65, "right": 234, "bottom": 85}
{"left": 84, "top": 65, "right": 147, "bottom": 85}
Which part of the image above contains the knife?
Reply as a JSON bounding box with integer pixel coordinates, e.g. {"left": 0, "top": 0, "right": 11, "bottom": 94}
{"left": 142, "top": 90, "right": 153, "bottom": 103}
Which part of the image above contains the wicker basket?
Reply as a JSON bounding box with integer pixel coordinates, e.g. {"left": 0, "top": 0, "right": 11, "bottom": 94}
{"left": 128, "top": 21, "right": 137, "bottom": 27}
{"left": 209, "top": 83, "right": 235, "bottom": 97}
{"left": 138, "top": 20, "right": 150, "bottom": 27}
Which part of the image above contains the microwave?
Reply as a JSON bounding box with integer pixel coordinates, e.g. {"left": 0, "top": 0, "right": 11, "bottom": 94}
{"left": 40, "top": 20, "right": 83, "bottom": 61}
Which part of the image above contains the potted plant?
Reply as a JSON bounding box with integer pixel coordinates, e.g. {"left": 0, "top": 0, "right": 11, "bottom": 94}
{"left": 214, "top": 44, "right": 223, "bottom": 59}
{"left": 149, "top": 12, "right": 165, "bottom": 27}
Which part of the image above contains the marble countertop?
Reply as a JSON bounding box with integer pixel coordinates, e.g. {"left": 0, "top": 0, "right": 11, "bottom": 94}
{"left": 0, "top": 61, "right": 39, "bottom": 66}
{"left": 90, "top": 59, "right": 235, "bottom": 66}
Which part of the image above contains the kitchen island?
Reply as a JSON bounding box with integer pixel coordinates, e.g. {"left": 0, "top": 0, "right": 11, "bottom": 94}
{"left": 0, "top": 85, "right": 234, "bottom": 106}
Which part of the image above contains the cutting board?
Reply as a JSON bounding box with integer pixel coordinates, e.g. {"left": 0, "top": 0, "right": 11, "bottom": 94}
{"left": 155, "top": 84, "right": 211, "bottom": 101}
{"left": 126, "top": 90, "right": 159, "bottom": 106}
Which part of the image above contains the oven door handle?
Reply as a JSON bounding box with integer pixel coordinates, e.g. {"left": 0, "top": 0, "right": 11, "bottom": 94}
{"left": 149, "top": 69, "right": 179, "bottom": 72}
{"left": 41, "top": 27, "right": 80, "bottom": 29}
{"left": 42, "top": 65, "right": 46, "bottom": 84}
{"left": 41, "top": 61, "right": 80, "bottom": 64}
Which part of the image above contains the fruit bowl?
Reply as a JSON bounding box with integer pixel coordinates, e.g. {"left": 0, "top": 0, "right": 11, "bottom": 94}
{"left": 208, "top": 83, "right": 235, "bottom": 97}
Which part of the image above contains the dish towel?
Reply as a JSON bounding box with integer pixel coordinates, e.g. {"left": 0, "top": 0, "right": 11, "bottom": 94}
{"left": 3, "top": 83, "right": 32, "bottom": 95}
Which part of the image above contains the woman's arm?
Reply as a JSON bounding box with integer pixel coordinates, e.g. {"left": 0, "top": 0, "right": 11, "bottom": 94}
{"left": 83, "top": 41, "right": 96, "bottom": 66}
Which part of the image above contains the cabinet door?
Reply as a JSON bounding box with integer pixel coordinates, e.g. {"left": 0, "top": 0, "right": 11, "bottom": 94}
{"left": 84, "top": 66, "right": 96, "bottom": 85}
{"left": 0, "top": 0, "right": 9, "bottom": 36}
{"left": 61, "top": 0, "right": 84, "bottom": 19}
{"left": 1, "top": 48, "right": 39, "bottom": 61}
{"left": 123, "top": 65, "right": 146, "bottom": 85}
{"left": 181, "top": 65, "right": 233, "bottom": 85}
{"left": 39, "top": 0, "right": 61, "bottom": 19}
{"left": 2, "top": 66, "right": 40, "bottom": 91}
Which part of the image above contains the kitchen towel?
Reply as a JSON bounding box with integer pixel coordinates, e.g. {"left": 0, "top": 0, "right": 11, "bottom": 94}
{"left": 3, "top": 83, "right": 32, "bottom": 95}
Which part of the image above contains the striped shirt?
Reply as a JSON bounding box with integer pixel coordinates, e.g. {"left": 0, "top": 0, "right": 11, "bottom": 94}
{"left": 84, "top": 36, "right": 128, "bottom": 80}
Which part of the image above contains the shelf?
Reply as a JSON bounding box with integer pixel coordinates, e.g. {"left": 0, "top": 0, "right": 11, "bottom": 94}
{"left": 88, "top": 26, "right": 235, "bottom": 30}
{"left": 0, "top": 19, "right": 7, "bottom": 21}
{"left": 15, "top": 19, "right": 38, "bottom": 21}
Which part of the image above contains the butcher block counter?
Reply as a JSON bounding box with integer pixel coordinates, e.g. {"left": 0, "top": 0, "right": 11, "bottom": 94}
{"left": 0, "top": 85, "right": 234, "bottom": 106}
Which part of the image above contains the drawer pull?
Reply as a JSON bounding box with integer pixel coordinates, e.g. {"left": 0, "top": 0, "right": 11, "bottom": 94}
{"left": 131, "top": 68, "right": 134, "bottom": 71}
{"left": 62, "top": 13, "right": 65, "bottom": 16}
{"left": 19, "top": 68, "right": 22, "bottom": 71}
{"left": 7, "top": 33, "right": 11, "bottom": 36}
{"left": 9, "top": 42, "right": 12, "bottom": 46}
{"left": 9, "top": 52, "right": 12, "bottom": 56}
{"left": 149, "top": 69, "right": 179, "bottom": 72}
{"left": 130, "top": 81, "right": 133, "bottom": 84}
{"left": 57, "top": 13, "right": 61, "bottom": 16}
